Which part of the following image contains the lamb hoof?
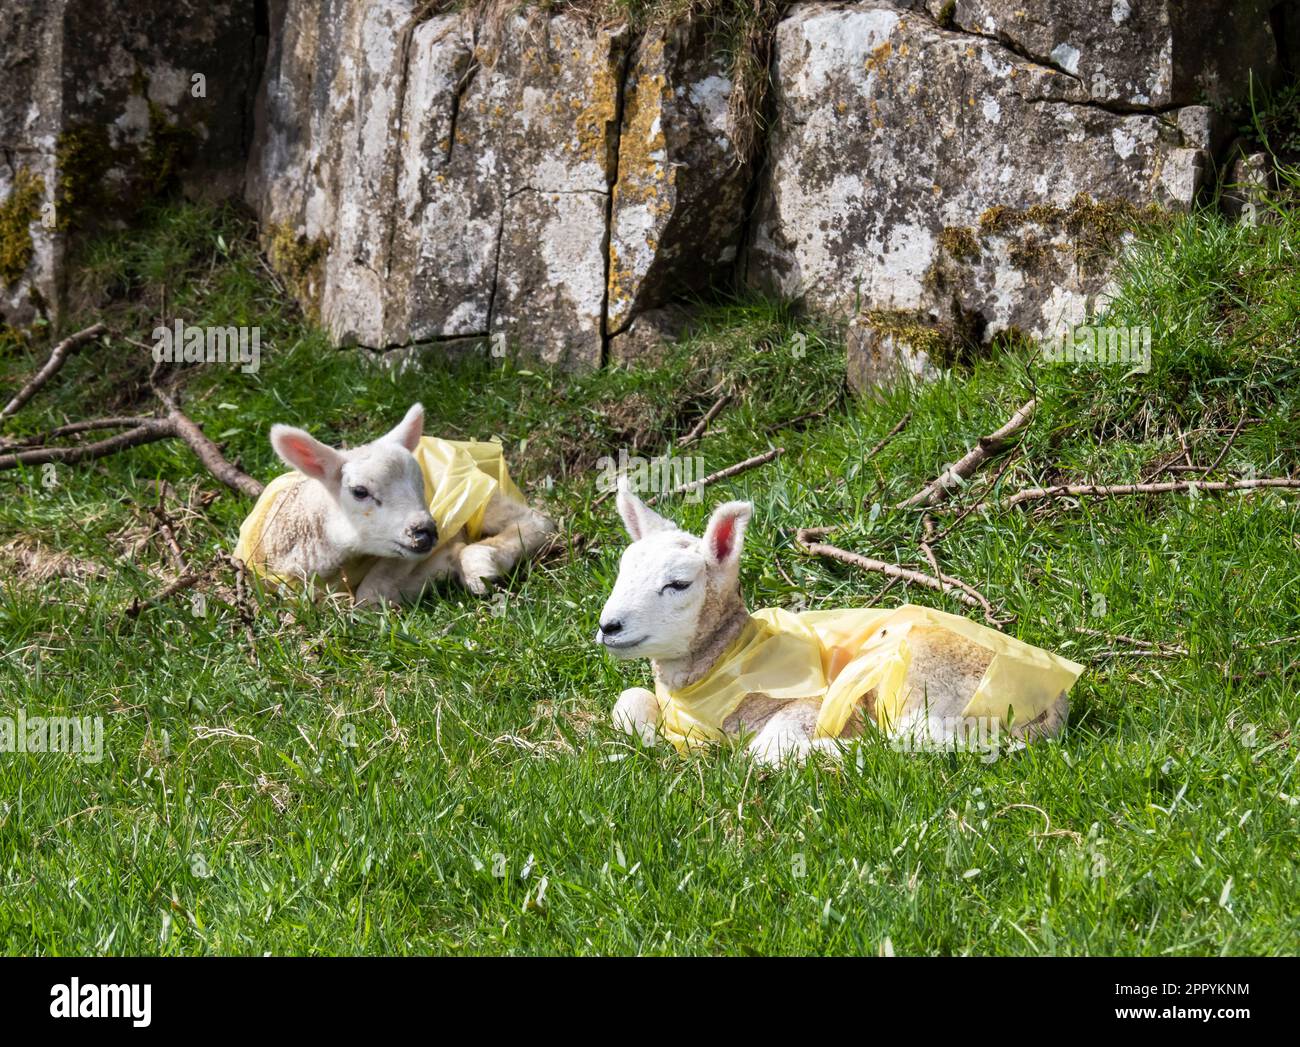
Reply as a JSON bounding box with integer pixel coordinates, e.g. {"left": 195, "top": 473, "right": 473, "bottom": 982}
{"left": 459, "top": 545, "right": 500, "bottom": 596}
{"left": 613, "top": 687, "right": 659, "bottom": 748}
{"left": 749, "top": 733, "right": 806, "bottom": 768}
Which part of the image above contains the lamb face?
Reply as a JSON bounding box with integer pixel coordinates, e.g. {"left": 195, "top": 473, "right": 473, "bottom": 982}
{"left": 332, "top": 441, "right": 435, "bottom": 559}
{"left": 598, "top": 529, "right": 710, "bottom": 660}
{"left": 270, "top": 402, "right": 437, "bottom": 560}
{"left": 596, "top": 484, "right": 751, "bottom": 661}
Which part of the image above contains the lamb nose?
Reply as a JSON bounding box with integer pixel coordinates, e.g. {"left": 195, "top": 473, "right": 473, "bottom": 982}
{"left": 600, "top": 619, "right": 623, "bottom": 637}
{"left": 409, "top": 524, "right": 435, "bottom": 552}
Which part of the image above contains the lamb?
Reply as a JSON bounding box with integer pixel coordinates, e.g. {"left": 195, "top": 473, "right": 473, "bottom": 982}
{"left": 233, "top": 403, "right": 556, "bottom": 605}
{"left": 596, "top": 483, "right": 1082, "bottom": 767}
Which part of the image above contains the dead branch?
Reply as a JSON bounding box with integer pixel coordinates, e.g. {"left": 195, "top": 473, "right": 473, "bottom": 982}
{"left": 865, "top": 410, "right": 912, "bottom": 465}
{"left": 0, "top": 323, "right": 107, "bottom": 422}
{"left": 1072, "top": 625, "right": 1187, "bottom": 656}
{"left": 0, "top": 421, "right": 174, "bottom": 468}
{"left": 899, "top": 398, "right": 1036, "bottom": 509}
{"left": 156, "top": 389, "right": 264, "bottom": 498}
{"left": 228, "top": 553, "right": 260, "bottom": 664}
{"left": 148, "top": 501, "right": 189, "bottom": 573}
{"left": 678, "top": 391, "right": 733, "bottom": 448}
{"left": 646, "top": 447, "right": 783, "bottom": 506}
{"left": 0, "top": 395, "right": 263, "bottom": 498}
{"left": 983, "top": 476, "right": 1300, "bottom": 512}
{"left": 0, "top": 416, "right": 160, "bottom": 451}
{"left": 1200, "top": 409, "right": 1250, "bottom": 478}
{"left": 795, "top": 526, "right": 983, "bottom": 612}
{"left": 926, "top": 446, "right": 1021, "bottom": 543}
{"left": 125, "top": 571, "right": 203, "bottom": 619}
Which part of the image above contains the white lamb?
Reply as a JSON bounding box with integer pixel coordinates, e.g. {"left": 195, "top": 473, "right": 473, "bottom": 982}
{"left": 596, "top": 484, "right": 1081, "bottom": 766}
{"left": 234, "top": 403, "right": 555, "bottom": 605}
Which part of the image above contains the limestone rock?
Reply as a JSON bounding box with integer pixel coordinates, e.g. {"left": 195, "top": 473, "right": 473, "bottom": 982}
{"left": 927, "top": 0, "right": 1280, "bottom": 109}
{"left": 745, "top": 1, "right": 1229, "bottom": 382}
{"left": 606, "top": 22, "right": 748, "bottom": 340}
{"left": 0, "top": 0, "right": 255, "bottom": 327}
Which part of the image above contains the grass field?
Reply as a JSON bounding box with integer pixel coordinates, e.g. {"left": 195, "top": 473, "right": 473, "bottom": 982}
{"left": 0, "top": 185, "right": 1297, "bottom": 955}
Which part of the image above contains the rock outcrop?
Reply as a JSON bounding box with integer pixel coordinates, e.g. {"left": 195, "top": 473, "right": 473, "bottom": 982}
{"left": 247, "top": 3, "right": 749, "bottom": 366}
{"left": 1, "top": 0, "right": 1291, "bottom": 381}
{"left": 744, "top": 2, "right": 1260, "bottom": 385}
{"left": 0, "top": 0, "right": 256, "bottom": 327}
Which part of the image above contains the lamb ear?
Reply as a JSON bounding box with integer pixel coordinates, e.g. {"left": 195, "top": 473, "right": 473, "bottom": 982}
{"left": 702, "top": 500, "right": 752, "bottom": 568}
{"left": 383, "top": 402, "right": 424, "bottom": 452}
{"left": 270, "top": 425, "right": 344, "bottom": 485}
{"left": 615, "top": 478, "right": 676, "bottom": 541}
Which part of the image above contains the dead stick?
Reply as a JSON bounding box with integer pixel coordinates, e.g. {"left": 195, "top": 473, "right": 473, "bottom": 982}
{"left": 1073, "top": 626, "right": 1186, "bottom": 655}
{"left": 162, "top": 403, "right": 264, "bottom": 498}
{"left": 899, "top": 398, "right": 1036, "bottom": 508}
{"left": 125, "top": 571, "right": 203, "bottom": 619}
{"left": 0, "top": 422, "right": 172, "bottom": 468}
{"left": 865, "top": 411, "right": 912, "bottom": 465}
{"left": 0, "top": 404, "right": 262, "bottom": 497}
{"left": 927, "top": 447, "right": 1021, "bottom": 543}
{"left": 795, "top": 527, "right": 982, "bottom": 610}
{"left": 920, "top": 514, "right": 1005, "bottom": 622}
{"left": 0, "top": 416, "right": 156, "bottom": 451}
{"left": 1200, "top": 409, "right": 1249, "bottom": 479}
{"left": 646, "top": 447, "right": 783, "bottom": 506}
{"left": 0, "top": 323, "right": 107, "bottom": 422}
{"left": 678, "top": 391, "right": 733, "bottom": 448}
{"left": 985, "top": 476, "right": 1300, "bottom": 512}
{"left": 148, "top": 502, "right": 188, "bottom": 573}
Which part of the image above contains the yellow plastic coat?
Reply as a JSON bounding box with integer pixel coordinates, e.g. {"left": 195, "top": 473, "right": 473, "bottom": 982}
{"left": 234, "top": 437, "right": 525, "bottom": 585}
{"left": 653, "top": 604, "right": 1084, "bottom": 751}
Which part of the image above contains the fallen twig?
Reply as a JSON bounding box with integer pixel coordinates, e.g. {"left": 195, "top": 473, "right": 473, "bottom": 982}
{"left": 1200, "top": 409, "right": 1250, "bottom": 479}
{"left": 156, "top": 389, "right": 264, "bottom": 498}
{"left": 646, "top": 447, "right": 783, "bottom": 506}
{"left": 1072, "top": 626, "right": 1187, "bottom": 656}
{"left": 228, "top": 553, "right": 260, "bottom": 664}
{"left": 678, "top": 391, "right": 733, "bottom": 448}
{"left": 926, "top": 447, "right": 1022, "bottom": 544}
{"left": 125, "top": 571, "right": 204, "bottom": 619}
{"left": 899, "top": 399, "right": 1036, "bottom": 508}
{"left": 795, "top": 526, "right": 984, "bottom": 612}
{"left": 983, "top": 476, "right": 1300, "bottom": 512}
{"left": 0, "top": 421, "right": 174, "bottom": 468}
{"left": 0, "top": 323, "right": 107, "bottom": 422}
{"left": 865, "top": 410, "right": 912, "bottom": 465}
{"left": 0, "top": 397, "right": 263, "bottom": 498}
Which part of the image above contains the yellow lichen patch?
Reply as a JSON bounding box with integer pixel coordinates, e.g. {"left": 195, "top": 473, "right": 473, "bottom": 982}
{"left": 978, "top": 195, "right": 1171, "bottom": 272}
{"left": 0, "top": 169, "right": 44, "bottom": 288}
{"left": 606, "top": 35, "right": 676, "bottom": 321}
{"left": 571, "top": 43, "right": 625, "bottom": 175}
{"left": 865, "top": 40, "right": 893, "bottom": 76}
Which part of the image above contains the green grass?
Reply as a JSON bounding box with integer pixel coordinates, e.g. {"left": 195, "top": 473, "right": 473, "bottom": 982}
{"left": 0, "top": 193, "right": 1297, "bottom": 955}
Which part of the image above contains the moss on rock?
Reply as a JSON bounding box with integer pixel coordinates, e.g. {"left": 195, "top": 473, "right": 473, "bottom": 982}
{"left": 0, "top": 170, "right": 44, "bottom": 287}
{"left": 266, "top": 223, "right": 329, "bottom": 317}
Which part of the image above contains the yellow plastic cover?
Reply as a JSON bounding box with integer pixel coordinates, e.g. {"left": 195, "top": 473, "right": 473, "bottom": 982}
{"left": 234, "top": 437, "right": 524, "bottom": 584}
{"left": 653, "top": 604, "right": 1084, "bottom": 751}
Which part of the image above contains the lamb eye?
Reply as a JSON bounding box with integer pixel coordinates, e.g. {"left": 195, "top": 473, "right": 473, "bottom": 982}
{"left": 350, "top": 485, "right": 370, "bottom": 500}
{"left": 661, "top": 579, "right": 692, "bottom": 594}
